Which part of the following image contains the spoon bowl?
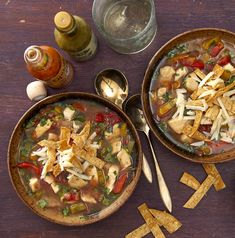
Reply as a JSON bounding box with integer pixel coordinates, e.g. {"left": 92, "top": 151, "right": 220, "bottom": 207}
{"left": 124, "top": 94, "right": 146, "bottom": 131}
{"left": 94, "top": 68, "right": 128, "bottom": 108}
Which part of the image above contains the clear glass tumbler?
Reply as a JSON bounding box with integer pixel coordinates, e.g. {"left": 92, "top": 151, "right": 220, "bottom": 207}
{"left": 92, "top": 0, "right": 157, "bottom": 54}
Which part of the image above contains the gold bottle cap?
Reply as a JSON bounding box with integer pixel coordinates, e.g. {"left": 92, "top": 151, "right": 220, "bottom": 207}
{"left": 54, "top": 11, "right": 74, "bottom": 32}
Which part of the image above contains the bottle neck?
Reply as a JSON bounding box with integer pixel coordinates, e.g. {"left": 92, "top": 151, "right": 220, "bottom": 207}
{"left": 57, "top": 16, "right": 78, "bottom": 36}
{"left": 24, "top": 46, "right": 48, "bottom": 69}
{"left": 65, "top": 22, "right": 78, "bottom": 36}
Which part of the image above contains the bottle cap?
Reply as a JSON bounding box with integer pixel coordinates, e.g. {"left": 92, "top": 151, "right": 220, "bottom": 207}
{"left": 54, "top": 11, "right": 74, "bottom": 32}
{"left": 26, "top": 81, "right": 47, "bottom": 101}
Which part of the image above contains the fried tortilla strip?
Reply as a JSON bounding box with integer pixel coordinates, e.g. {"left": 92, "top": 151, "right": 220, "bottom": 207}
{"left": 202, "top": 163, "right": 226, "bottom": 191}
{"left": 194, "top": 68, "right": 206, "bottom": 79}
{"left": 189, "top": 111, "right": 203, "bottom": 137}
{"left": 84, "top": 144, "right": 97, "bottom": 158}
{"left": 85, "top": 156, "right": 105, "bottom": 170}
{"left": 182, "top": 124, "right": 209, "bottom": 141}
{"left": 69, "top": 156, "right": 83, "bottom": 172}
{"left": 38, "top": 139, "right": 57, "bottom": 149}
{"left": 183, "top": 175, "right": 215, "bottom": 209}
{"left": 186, "top": 99, "right": 204, "bottom": 107}
{"left": 34, "top": 119, "right": 52, "bottom": 138}
{"left": 204, "top": 105, "right": 220, "bottom": 121}
{"left": 47, "top": 147, "right": 56, "bottom": 167}
{"left": 126, "top": 209, "right": 182, "bottom": 237}
{"left": 77, "top": 148, "right": 105, "bottom": 169}
{"left": 214, "top": 81, "right": 225, "bottom": 90}
{"left": 57, "top": 139, "right": 71, "bottom": 151}
{"left": 150, "top": 209, "right": 182, "bottom": 234}
{"left": 220, "top": 96, "right": 233, "bottom": 112}
{"left": 53, "top": 163, "right": 62, "bottom": 177}
{"left": 180, "top": 172, "right": 200, "bottom": 190}
{"left": 138, "top": 203, "right": 165, "bottom": 238}
{"left": 125, "top": 224, "right": 150, "bottom": 238}
{"left": 207, "top": 81, "right": 235, "bottom": 103}
{"left": 190, "top": 90, "right": 198, "bottom": 100}
{"left": 71, "top": 121, "right": 91, "bottom": 149}
{"left": 202, "top": 65, "right": 224, "bottom": 99}
{"left": 72, "top": 144, "right": 80, "bottom": 153}
{"left": 59, "top": 127, "right": 71, "bottom": 143}
{"left": 73, "top": 145, "right": 104, "bottom": 169}
{"left": 68, "top": 175, "right": 88, "bottom": 189}
{"left": 213, "top": 64, "right": 224, "bottom": 78}
{"left": 190, "top": 88, "right": 206, "bottom": 100}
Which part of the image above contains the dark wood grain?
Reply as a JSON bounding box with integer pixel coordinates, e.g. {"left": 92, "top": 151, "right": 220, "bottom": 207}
{"left": 0, "top": 1, "right": 235, "bottom": 238}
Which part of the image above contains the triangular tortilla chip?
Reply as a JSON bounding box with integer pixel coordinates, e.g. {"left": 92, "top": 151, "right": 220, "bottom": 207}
{"left": 71, "top": 121, "right": 91, "bottom": 148}
{"left": 59, "top": 127, "right": 71, "bottom": 143}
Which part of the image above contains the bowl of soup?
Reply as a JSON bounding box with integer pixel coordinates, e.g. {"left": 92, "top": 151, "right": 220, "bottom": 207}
{"left": 8, "top": 92, "right": 142, "bottom": 225}
{"left": 142, "top": 28, "right": 235, "bottom": 163}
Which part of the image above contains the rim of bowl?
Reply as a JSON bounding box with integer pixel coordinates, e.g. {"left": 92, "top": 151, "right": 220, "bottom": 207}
{"left": 142, "top": 27, "right": 235, "bottom": 163}
{"left": 8, "top": 92, "right": 143, "bottom": 226}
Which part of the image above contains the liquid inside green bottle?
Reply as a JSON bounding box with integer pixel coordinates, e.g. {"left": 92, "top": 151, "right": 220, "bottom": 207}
{"left": 54, "top": 11, "right": 97, "bottom": 62}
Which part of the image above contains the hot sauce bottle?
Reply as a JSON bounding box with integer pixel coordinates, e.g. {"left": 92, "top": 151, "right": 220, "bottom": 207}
{"left": 24, "top": 45, "right": 74, "bottom": 88}
{"left": 54, "top": 11, "right": 97, "bottom": 62}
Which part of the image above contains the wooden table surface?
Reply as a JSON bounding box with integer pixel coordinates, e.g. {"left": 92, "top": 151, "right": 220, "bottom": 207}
{"left": 1, "top": 1, "right": 235, "bottom": 237}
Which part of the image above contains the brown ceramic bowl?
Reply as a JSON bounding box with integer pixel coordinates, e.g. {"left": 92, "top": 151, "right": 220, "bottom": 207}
{"left": 142, "top": 28, "right": 235, "bottom": 163}
{"left": 8, "top": 92, "right": 142, "bottom": 225}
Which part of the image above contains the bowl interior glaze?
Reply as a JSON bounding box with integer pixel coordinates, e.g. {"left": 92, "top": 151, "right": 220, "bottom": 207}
{"left": 8, "top": 92, "right": 142, "bottom": 225}
{"left": 142, "top": 28, "right": 235, "bottom": 163}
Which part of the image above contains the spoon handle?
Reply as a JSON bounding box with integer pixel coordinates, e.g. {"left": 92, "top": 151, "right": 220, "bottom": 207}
{"left": 146, "top": 131, "right": 172, "bottom": 213}
{"left": 142, "top": 154, "right": 153, "bottom": 183}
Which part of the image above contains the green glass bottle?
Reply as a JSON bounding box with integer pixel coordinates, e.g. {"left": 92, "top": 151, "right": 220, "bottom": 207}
{"left": 54, "top": 11, "right": 97, "bottom": 62}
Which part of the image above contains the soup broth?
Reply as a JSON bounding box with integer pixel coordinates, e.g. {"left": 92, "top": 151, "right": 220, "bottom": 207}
{"left": 17, "top": 99, "right": 137, "bottom": 219}
{"left": 149, "top": 37, "right": 235, "bottom": 156}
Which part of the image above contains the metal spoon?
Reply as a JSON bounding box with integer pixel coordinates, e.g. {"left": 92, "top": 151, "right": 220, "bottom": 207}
{"left": 124, "top": 94, "right": 172, "bottom": 213}
{"left": 94, "top": 68, "right": 152, "bottom": 183}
